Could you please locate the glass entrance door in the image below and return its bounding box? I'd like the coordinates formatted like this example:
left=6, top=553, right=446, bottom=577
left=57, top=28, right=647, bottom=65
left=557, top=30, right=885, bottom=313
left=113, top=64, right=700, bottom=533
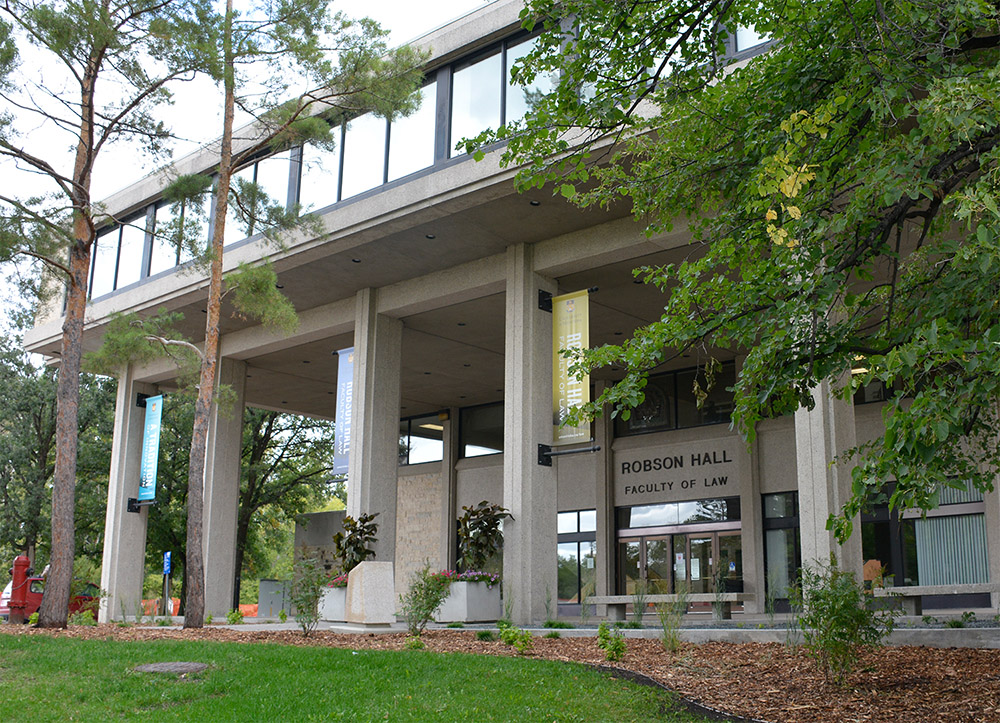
left=688, top=536, right=713, bottom=593
left=618, top=530, right=744, bottom=595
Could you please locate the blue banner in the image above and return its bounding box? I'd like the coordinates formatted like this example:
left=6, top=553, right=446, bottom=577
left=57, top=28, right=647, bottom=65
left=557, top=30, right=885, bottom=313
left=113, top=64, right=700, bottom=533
left=333, top=348, right=354, bottom=476
left=138, top=394, right=163, bottom=501
left=163, top=551, right=172, bottom=575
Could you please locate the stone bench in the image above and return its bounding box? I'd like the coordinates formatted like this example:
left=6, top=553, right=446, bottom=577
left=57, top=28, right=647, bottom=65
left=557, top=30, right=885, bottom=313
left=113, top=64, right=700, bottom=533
left=588, top=592, right=751, bottom=621
left=871, top=583, right=1000, bottom=615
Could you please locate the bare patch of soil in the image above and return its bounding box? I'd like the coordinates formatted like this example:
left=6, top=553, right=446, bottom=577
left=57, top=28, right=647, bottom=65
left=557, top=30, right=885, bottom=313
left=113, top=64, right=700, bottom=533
left=3, top=624, right=999, bottom=722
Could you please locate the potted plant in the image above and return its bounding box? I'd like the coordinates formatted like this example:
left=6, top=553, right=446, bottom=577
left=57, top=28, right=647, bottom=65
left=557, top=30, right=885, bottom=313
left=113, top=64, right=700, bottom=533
left=319, top=572, right=348, bottom=622
left=436, top=501, right=511, bottom=622
left=433, top=569, right=502, bottom=623
left=332, top=512, right=379, bottom=573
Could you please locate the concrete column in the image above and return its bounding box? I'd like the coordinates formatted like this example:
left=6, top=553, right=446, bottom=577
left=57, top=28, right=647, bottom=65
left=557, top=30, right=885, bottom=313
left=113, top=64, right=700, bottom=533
left=794, top=377, right=862, bottom=577
left=440, top=409, right=460, bottom=569
left=736, top=356, right=764, bottom=614
left=502, top=244, right=558, bottom=625
left=984, top=488, right=1000, bottom=610
left=99, top=367, right=156, bottom=622
left=347, top=288, right=403, bottom=564
left=202, top=358, right=247, bottom=616
left=593, top=380, right=614, bottom=616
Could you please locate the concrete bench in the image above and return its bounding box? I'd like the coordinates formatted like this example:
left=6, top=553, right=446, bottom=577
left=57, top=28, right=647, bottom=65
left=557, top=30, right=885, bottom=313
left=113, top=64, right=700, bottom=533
left=588, top=592, right=751, bottom=621
left=871, top=583, right=1000, bottom=615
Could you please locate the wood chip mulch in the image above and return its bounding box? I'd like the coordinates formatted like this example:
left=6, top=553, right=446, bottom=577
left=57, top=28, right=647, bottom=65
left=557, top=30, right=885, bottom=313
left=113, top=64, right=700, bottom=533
left=3, top=624, right=999, bottom=722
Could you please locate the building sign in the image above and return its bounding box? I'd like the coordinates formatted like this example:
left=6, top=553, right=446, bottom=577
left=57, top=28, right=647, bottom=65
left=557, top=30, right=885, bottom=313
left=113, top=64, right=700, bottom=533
left=137, top=394, right=163, bottom=502
left=552, top=289, right=590, bottom=445
left=333, top=347, right=354, bottom=476
left=613, top=437, right=742, bottom=506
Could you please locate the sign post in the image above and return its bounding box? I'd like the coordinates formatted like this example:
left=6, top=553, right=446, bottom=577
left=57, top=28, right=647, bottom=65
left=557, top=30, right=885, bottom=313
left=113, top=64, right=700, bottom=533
left=161, top=551, right=171, bottom=616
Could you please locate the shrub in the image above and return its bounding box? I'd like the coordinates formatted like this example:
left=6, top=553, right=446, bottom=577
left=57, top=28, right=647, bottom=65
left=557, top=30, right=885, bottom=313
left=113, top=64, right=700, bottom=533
left=156, top=617, right=171, bottom=627
left=405, top=636, right=425, bottom=650
left=794, top=556, right=896, bottom=685
left=68, top=609, right=97, bottom=626
left=399, top=563, right=452, bottom=637
left=543, top=620, right=574, bottom=629
left=656, top=585, right=688, bottom=653
left=332, top=513, right=379, bottom=574
left=499, top=624, right=534, bottom=654
left=205, top=613, right=214, bottom=625
left=226, top=609, right=244, bottom=625
left=278, top=609, right=288, bottom=623
left=290, top=551, right=327, bottom=637
left=631, top=580, right=647, bottom=627
left=475, top=630, right=496, bottom=642
left=457, top=501, right=511, bottom=572
left=597, top=622, right=627, bottom=662
left=446, top=621, right=465, bottom=628
left=544, top=630, right=561, bottom=639
left=326, top=572, right=349, bottom=588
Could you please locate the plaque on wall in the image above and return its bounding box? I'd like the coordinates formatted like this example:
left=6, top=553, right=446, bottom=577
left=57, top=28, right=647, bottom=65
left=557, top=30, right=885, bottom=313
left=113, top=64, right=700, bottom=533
left=613, top=437, right=742, bottom=506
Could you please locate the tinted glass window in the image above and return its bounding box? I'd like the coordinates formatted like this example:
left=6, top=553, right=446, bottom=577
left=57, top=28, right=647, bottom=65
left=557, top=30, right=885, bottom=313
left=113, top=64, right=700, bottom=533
left=460, top=402, right=503, bottom=457
left=450, top=51, right=501, bottom=157
left=115, top=218, right=146, bottom=289
left=341, top=112, right=387, bottom=199
left=299, top=138, right=341, bottom=211
left=505, top=37, right=554, bottom=124
left=388, top=84, right=437, bottom=182
left=90, top=228, right=118, bottom=298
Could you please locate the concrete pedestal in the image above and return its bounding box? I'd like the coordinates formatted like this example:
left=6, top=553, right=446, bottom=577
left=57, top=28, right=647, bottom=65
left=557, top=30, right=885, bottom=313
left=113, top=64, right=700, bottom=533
left=345, top=561, right=396, bottom=627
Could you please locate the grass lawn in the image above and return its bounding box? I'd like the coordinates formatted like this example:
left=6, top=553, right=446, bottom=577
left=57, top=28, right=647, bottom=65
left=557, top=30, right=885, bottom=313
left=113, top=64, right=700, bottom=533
left=0, top=635, right=713, bottom=721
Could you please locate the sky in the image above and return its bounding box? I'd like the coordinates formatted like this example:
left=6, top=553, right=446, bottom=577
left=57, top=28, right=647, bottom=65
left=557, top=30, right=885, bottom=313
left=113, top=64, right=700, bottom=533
left=1, top=0, right=492, bottom=327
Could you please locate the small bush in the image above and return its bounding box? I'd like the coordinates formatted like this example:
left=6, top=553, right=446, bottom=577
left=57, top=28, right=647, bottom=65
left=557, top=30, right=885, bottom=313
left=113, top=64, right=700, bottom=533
left=499, top=625, right=533, bottom=654
left=156, top=617, right=171, bottom=627
left=945, top=618, right=965, bottom=628
left=405, top=635, right=425, bottom=650
left=656, top=586, right=688, bottom=653
left=226, top=609, right=244, bottom=625
left=544, top=630, right=561, bottom=639
left=631, top=581, right=647, bottom=626
left=278, top=609, right=288, bottom=623
left=28, top=612, right=39, bottom=626
left=205, top=613, right=214, bottom=625
left=476, top=630, right=496, bottom=641
left=597, top=622, right=627, bottom=662
left=794, top=556, right=896, bottom=685
left=400, top=563, right=451, bottom=637
left=446, top=621, right=465, bottom=628
left=290, top=551, right=326, bottom=637
left=543, top=620, right=574, bottom=629
left=68, top=609, right=97, bottom=627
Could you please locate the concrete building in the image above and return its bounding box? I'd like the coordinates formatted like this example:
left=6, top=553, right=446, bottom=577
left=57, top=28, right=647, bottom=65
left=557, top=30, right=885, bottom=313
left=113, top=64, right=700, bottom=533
left=25, top=0, right=999, bottom=623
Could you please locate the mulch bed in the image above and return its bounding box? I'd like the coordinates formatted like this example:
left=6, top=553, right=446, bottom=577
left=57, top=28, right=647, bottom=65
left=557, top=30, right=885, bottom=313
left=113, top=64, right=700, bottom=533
left=3, top=624, right=999, bottom=722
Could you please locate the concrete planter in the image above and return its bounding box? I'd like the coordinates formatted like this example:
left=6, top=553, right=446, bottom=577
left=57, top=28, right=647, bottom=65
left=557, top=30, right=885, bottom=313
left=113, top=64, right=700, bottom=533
left=319, top=586, right=346, bottom=622
left=436, top=581, right=501, bottom=623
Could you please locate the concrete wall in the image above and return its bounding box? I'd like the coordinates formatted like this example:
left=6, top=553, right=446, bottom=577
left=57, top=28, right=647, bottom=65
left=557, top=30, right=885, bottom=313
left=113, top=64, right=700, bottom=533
left=293, top=510, right=346, bottom=576
left=394, top=466, right=446, bottom=599
left=757, top=416, right=798, bottom=493
left=557, top=452, right=598, bottom=511
left=455, top=456, right=503, bottom=511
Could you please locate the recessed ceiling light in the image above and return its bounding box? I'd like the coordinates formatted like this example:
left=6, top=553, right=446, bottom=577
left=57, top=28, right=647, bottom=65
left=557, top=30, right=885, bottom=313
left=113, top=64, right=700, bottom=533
left=275, top=283, right=284, bottom=289
left=423, top=371, right=431, bottom=375
left=302, top=360, right=311, bottom=364
left=351, top=258, right=361, bottom=263
left=496, top=388, right=502, bottom=392
left=614, top=331, right=623, bottom=336
left=529, top=200, right=541, bottom=206
left=281, top=400, right=287, bottom=404
left=463, top=363, right=471, bottom=367
left=418, top=423, right=444, bottom=431
left=633, top=279, right=643, bottom=284
left=328, top=391, right=334, bottom=395
left=459, top=395, right=466, bottom=399
left=425, top=233, right=436, bottom=239
left=457, top=322, right=466, bottom=327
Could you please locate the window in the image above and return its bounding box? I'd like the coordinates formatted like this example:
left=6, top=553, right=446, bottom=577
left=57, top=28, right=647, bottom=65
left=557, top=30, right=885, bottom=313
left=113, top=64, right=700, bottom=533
left=459, top=402, right=503, bottom=458
left=341, top=112, right=388, bottom=199
left=149, top=199, right=203, bottom=275
left=504, top=36, right=554, bottom=124
left=615, top=363, right=736, bottom=436
left=398, top=413, right=445, bottom=466
left=220, top=150, right=292, bottom=245
left=617, top=498, right=740, bottom=529
left=763, top=492, right=801, bottom=602
left=862, top=482, right=988, bottom=591
left=388, top=83, right=437, bottom=181
left=450, top=50, right=502, bottom=157
left=298, top=138, right=342, bottom=212
left=89, top=214, right=150, bottom=299
left=557, top=510, right=597, bottom=611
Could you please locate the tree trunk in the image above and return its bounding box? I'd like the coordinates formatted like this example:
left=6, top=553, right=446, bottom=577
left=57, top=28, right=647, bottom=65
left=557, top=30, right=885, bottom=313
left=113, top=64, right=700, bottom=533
left=184, top=0, right=235, bottom=629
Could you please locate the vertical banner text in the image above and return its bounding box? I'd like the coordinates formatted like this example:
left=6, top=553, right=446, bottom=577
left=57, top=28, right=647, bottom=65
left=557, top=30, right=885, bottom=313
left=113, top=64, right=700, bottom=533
left=552, top=290, right=590, bottom=445
left=138, top=395, right=163, bottom=501
left=333, top=347, right=354, bottom=475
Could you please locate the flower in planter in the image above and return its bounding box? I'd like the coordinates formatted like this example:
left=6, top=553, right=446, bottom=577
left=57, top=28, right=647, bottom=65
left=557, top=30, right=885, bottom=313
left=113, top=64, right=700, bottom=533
left=327, top=572, right=349, bottom=588
left=431, top=570, right=500, bottom=588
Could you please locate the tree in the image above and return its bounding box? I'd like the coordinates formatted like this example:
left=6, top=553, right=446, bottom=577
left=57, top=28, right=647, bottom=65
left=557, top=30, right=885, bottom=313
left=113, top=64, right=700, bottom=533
left=0, top=0, right=216, bottom=627
left=0, top=311, right=116, bottom=571
left=235, top=408, right=338, bottom=606
left=481, top=0, right=1000, bottom=535
left=91, top=0, right=423, bottom=628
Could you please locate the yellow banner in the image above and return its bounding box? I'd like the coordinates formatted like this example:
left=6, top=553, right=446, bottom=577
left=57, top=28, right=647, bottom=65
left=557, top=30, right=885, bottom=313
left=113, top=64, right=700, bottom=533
left=552, top=289, right=590, bottom=445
